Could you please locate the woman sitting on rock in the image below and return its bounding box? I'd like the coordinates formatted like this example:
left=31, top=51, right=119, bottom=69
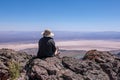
left=37, top=29, right=59, bottom=59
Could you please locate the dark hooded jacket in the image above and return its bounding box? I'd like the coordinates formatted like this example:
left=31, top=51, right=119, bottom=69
left=37, top=37, right=56, bottom=59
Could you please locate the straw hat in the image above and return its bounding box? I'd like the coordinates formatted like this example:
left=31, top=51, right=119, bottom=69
left=41, top=29, right=54, bottom=37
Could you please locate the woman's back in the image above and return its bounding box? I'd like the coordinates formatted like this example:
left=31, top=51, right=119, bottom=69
left=37, top=37, right=56, bottom=59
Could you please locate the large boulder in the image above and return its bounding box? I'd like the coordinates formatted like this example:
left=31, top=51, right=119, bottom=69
left=25, top=56, right=84, bottom=80
left=62, top=56, right=109, bottom=80
left=83, top=50, right=120, bottom=80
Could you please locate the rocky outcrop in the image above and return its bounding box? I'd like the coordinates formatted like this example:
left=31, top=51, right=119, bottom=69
left=0, top=48, right=32, bottom=80
left=25, top=50, right=120, bottom=80
left=0, top=49, right=120, bottom=80
left=83, top=50, right=120, bottom=80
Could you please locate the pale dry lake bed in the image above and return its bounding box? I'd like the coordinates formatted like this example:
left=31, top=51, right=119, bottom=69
left=0, top=40, right=120, bottom=51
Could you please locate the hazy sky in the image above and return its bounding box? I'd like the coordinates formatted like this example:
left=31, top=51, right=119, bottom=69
left=0, top=0, right=120, bottom=31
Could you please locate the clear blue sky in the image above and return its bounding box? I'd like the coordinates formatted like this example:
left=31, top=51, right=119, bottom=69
left=0, top=0, right=120, bottom=31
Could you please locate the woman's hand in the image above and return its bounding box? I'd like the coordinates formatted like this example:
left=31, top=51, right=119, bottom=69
left=54, top=46, right=60, bottom=56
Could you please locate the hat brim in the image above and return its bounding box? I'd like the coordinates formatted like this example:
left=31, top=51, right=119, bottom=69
left=41, top=32, right=54, bottom=37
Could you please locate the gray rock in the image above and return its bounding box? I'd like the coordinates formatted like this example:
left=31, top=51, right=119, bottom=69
left=1, top=49, right=120, bottom=80
left=0, top=48, right=32, bottom=80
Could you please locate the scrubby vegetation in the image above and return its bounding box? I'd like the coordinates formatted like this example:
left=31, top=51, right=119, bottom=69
left=8, top=59, right=20, bottom=80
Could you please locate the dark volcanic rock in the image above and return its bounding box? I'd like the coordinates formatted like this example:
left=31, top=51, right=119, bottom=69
left=1, top=49, right=120, bottom=80
left=25, top=50, right=120, bottom=80
left=62, top=56, right=109, bottom=80
left=25, top=57, right=84, bottom=80
left=0, top=48, right=32, bottom=80
left=83, top=50, right=120, bottom=80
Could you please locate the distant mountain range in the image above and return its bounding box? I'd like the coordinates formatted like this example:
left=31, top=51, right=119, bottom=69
left=0, top=31, right=120, bottom=43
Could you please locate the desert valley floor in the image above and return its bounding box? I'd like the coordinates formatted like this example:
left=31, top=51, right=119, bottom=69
left=0, top=40, right=120, bottom=51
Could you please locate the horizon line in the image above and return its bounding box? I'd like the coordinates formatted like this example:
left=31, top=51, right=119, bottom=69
left=0, top=30, right=120, bottom=32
